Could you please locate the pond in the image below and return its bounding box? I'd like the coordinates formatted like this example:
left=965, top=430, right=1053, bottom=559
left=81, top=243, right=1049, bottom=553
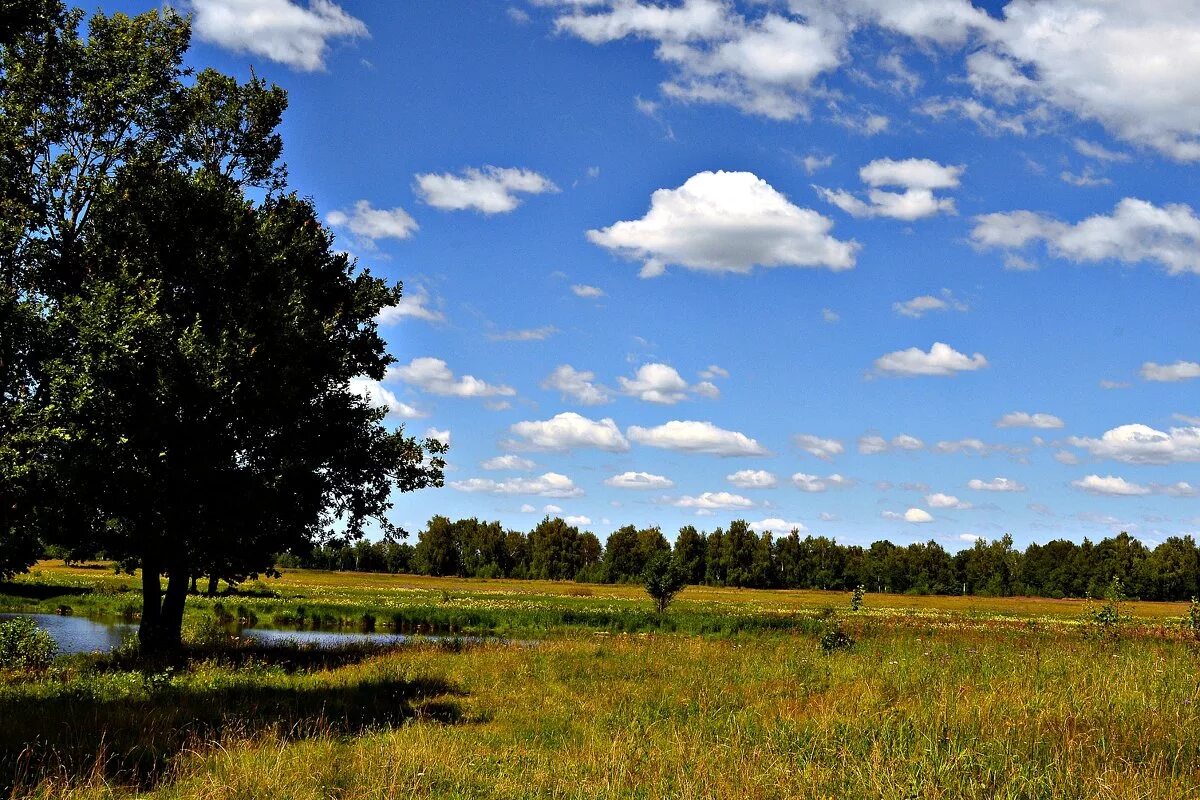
left=0, top=613, right=481, bottom=655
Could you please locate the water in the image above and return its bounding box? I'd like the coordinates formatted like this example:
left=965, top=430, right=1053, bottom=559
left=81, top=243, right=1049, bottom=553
left=0, top=613, right=137, bottom=655
left=1, top=613, right=479, bottom=654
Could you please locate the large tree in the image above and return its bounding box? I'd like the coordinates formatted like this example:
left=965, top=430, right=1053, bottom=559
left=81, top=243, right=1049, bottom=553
left=0, top=4, right=445, bottom=650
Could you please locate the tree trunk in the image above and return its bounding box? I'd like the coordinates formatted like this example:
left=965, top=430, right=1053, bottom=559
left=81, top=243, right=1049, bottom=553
left=207, top=572, right=219, bottom=597
left=138, top=557, right=190, bottom=653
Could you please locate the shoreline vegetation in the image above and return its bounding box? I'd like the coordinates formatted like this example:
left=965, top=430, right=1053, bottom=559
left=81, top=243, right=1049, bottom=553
left=2, top=562, right=1200, bottom=798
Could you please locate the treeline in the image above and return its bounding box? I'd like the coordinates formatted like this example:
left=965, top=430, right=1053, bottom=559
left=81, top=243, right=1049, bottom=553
left=277, top=516, right=1200, bottom=601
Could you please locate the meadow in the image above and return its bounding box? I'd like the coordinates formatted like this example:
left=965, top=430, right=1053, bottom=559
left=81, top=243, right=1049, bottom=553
left=2, top=562, right=1199, bottom=799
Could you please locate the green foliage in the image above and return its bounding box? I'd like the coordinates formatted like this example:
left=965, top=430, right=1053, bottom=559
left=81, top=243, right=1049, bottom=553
left=0, top=617, right=56, bottom=669
left=818, top=618, right=854, bottom=653
left=1189, top=597, right=1200, bottom=639
left=851, top=584, right=866, bottom=612
left=643, top=553, right=686, bottom=614
left=1082, top=578, right=1129, bottom=640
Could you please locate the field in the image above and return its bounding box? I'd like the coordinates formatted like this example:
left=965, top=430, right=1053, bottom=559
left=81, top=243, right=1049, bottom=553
left=2, top=562, right=1199, bottom=799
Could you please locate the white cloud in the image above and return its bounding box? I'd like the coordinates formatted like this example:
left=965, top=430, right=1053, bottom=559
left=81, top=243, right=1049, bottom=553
left=488, top=325, right=558, bottom=342
left=449, top=472, right=583, bottom=498
left=971, top=199, right=1200, bottom=276
left=794, top=434, right=845, bottom=460
left=326, top=200, right=418, bottom=241
left=934, top=438, right=992, bottom=456
left=618, top=363, right=710, bottom=404
left=543, top=504, right=563, bottom=514
left=587, top=171, right=858, bottom=278
left=858, top=434, right=889, bottom=455
left=672, top=491, right=755, bottom=510
left=481, top=455, right=535, bottom=471
left=377, top=287, right=444, bottom=324
left=1073, top=139, right=1130, bottom=163
left=1175, top=414, right=1200, bottom=425
left=1100, top=380, right=1131, bottom=390
left=699, top=364, right=729, bottom=380
left=726, top=469, right=778, bottom=489
left=970, top=2, right=1200, bottom=160
left=751, top=518, right=809, bottom=534
left=816, top=158, right=963, bottom=221
left=414, top=166, right=558, bottom=214
left=1069, top=423, right=1200, bottom=465
left=792, top=473, right=853, bottom=493
left=801, top=154, right=835, bottom=174
left=510, top=412, right=630, bottom=452
left=883, top=507, right=934, bottom=524
left=389, top=357, right=515, bottom=399
left=891, top=434, right=925, bottom=451
left=519, top=504, right=536, bottom=513
left=1141, top=361, right=1200, bottom=382
left=628, top=420, right=767, bottom=456
left=818, top=512, right=839, bottom=522
left=926, top=493, right=972, bottom=510
left=1163, top=481, right=1199, bottom=497
left=541, top=365, right=611, bottom=405
left=348, top=377, right=425, bottom=419
left=893, top=289, right=968, bottom=318
left=873, top=342, right=988, bottom=377
left=605, top=471, right=675, bottom=489
left=1072, top=474, right=1151, bottom=497
left=995, top=412, right=1065, bottom=429
left=571, top=284, right=605, bottom=298
left=190, top=0, right=367, bottom=72
left=1054, top=450, right=1081, bottom=465
left=564, top=515, right=592, bottom=526
left=821, top=308, right=840, bottom=324
left=967, top=477, right=1027, bottom=492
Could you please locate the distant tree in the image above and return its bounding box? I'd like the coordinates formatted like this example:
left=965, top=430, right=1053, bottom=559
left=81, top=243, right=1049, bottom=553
left=673, top=525, right=706, bottom=585
left=643, top=552, right=686, bottom=614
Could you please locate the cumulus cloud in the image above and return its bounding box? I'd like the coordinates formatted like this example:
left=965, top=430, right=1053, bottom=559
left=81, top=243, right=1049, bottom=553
left=510, top=412, right=630, bottom=452
left=858, top=434, right=924, bottom=454
left=605, top=471, right=675, bottom=489
left=449, top=472, right=583, bottom=498
left=971, top=199, right=1200, bottom=276
left=967, top=477, right=1027, bottom=492
left=873, top=342, right=988, bottom=377
left=348, top=377, right=425, bottom=419
left=326, top=201, right=418, bottom=242
left=893, top=289, right=968, bottom=318
left=389, top=357, right=515, bottom=398
left=1068, top=423, right=1200, bottom=464
left=481, top=455, right=535, bottom=471
left=995, top=412, right=1065, bottom=429
left=751, top=518, right=809, bottom=534
left=671, top=491, right=755, bottom=510
left=794, top=434, right=845, bottom=460
left=627, top=420, right=767, bottom=456
left=618, top=363, right=715, bottom=403
left=883, top=508, right=934, bottom=523
left=1141, top=361, right=1200, bottom=382
left=189, top=0, right=367, bottom=71
left=792, top=473, right=853, bottom=493
left=1071, top=474, right=1151, bottom=497
left=926, top=493, right=973, bottom=510
left=377, top=287, right=444, bottom=324
left=816, top=158, right=964, bottom=221
left=541, top=365, right=611, bottom=406
left=726, top=469, right=778, bottom=489
left=424, top=427, right=450, bottom=446
left=414, top=166, right=558, bottom=213
left=587, top=171, right=858, bottom=278
left=934, top=439, right=993, bottom=456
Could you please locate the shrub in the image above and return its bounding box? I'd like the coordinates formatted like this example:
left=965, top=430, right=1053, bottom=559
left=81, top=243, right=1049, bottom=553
left=0, top=617, right=57, bottom=670
left=1082, top=578, right=1128, bottom=641
left=851, top=584, right=866, bottom=612
left=819, top=619, right=854, bottom=653
left=1189, top=597, right=1200, bottom=639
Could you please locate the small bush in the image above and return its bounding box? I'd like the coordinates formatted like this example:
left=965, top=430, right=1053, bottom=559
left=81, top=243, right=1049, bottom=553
left=850, top=584, right=866, bottom=612
left=1189, top=597, right=1200, bottom=639
left=819, top=619, right=854, bottom=653
left=1082, top=578, right=1129, bottom=641
left=643, top=554, right=686, bottom=614
left=0, top=617, right=57, bottom=670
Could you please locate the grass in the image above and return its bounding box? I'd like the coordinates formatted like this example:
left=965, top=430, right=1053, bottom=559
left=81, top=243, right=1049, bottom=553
left=2, top=562, right=1199, bottom=798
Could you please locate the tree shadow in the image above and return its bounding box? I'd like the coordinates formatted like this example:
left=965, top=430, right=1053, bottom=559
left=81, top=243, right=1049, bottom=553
left=0, top=581, right=92, bottom=601
left=0, top=667, right=466, bottom=793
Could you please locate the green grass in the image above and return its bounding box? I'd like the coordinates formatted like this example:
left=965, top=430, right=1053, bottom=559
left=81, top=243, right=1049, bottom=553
left=2, top=562, right=1199, bottom=798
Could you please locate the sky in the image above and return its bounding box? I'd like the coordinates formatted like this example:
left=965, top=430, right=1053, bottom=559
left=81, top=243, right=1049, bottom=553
left=103, top=0, right=1200, bottom=550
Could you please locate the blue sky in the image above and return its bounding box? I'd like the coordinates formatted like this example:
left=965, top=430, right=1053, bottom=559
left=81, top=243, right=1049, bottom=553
left=107, top=0, right=1200, bottom=549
